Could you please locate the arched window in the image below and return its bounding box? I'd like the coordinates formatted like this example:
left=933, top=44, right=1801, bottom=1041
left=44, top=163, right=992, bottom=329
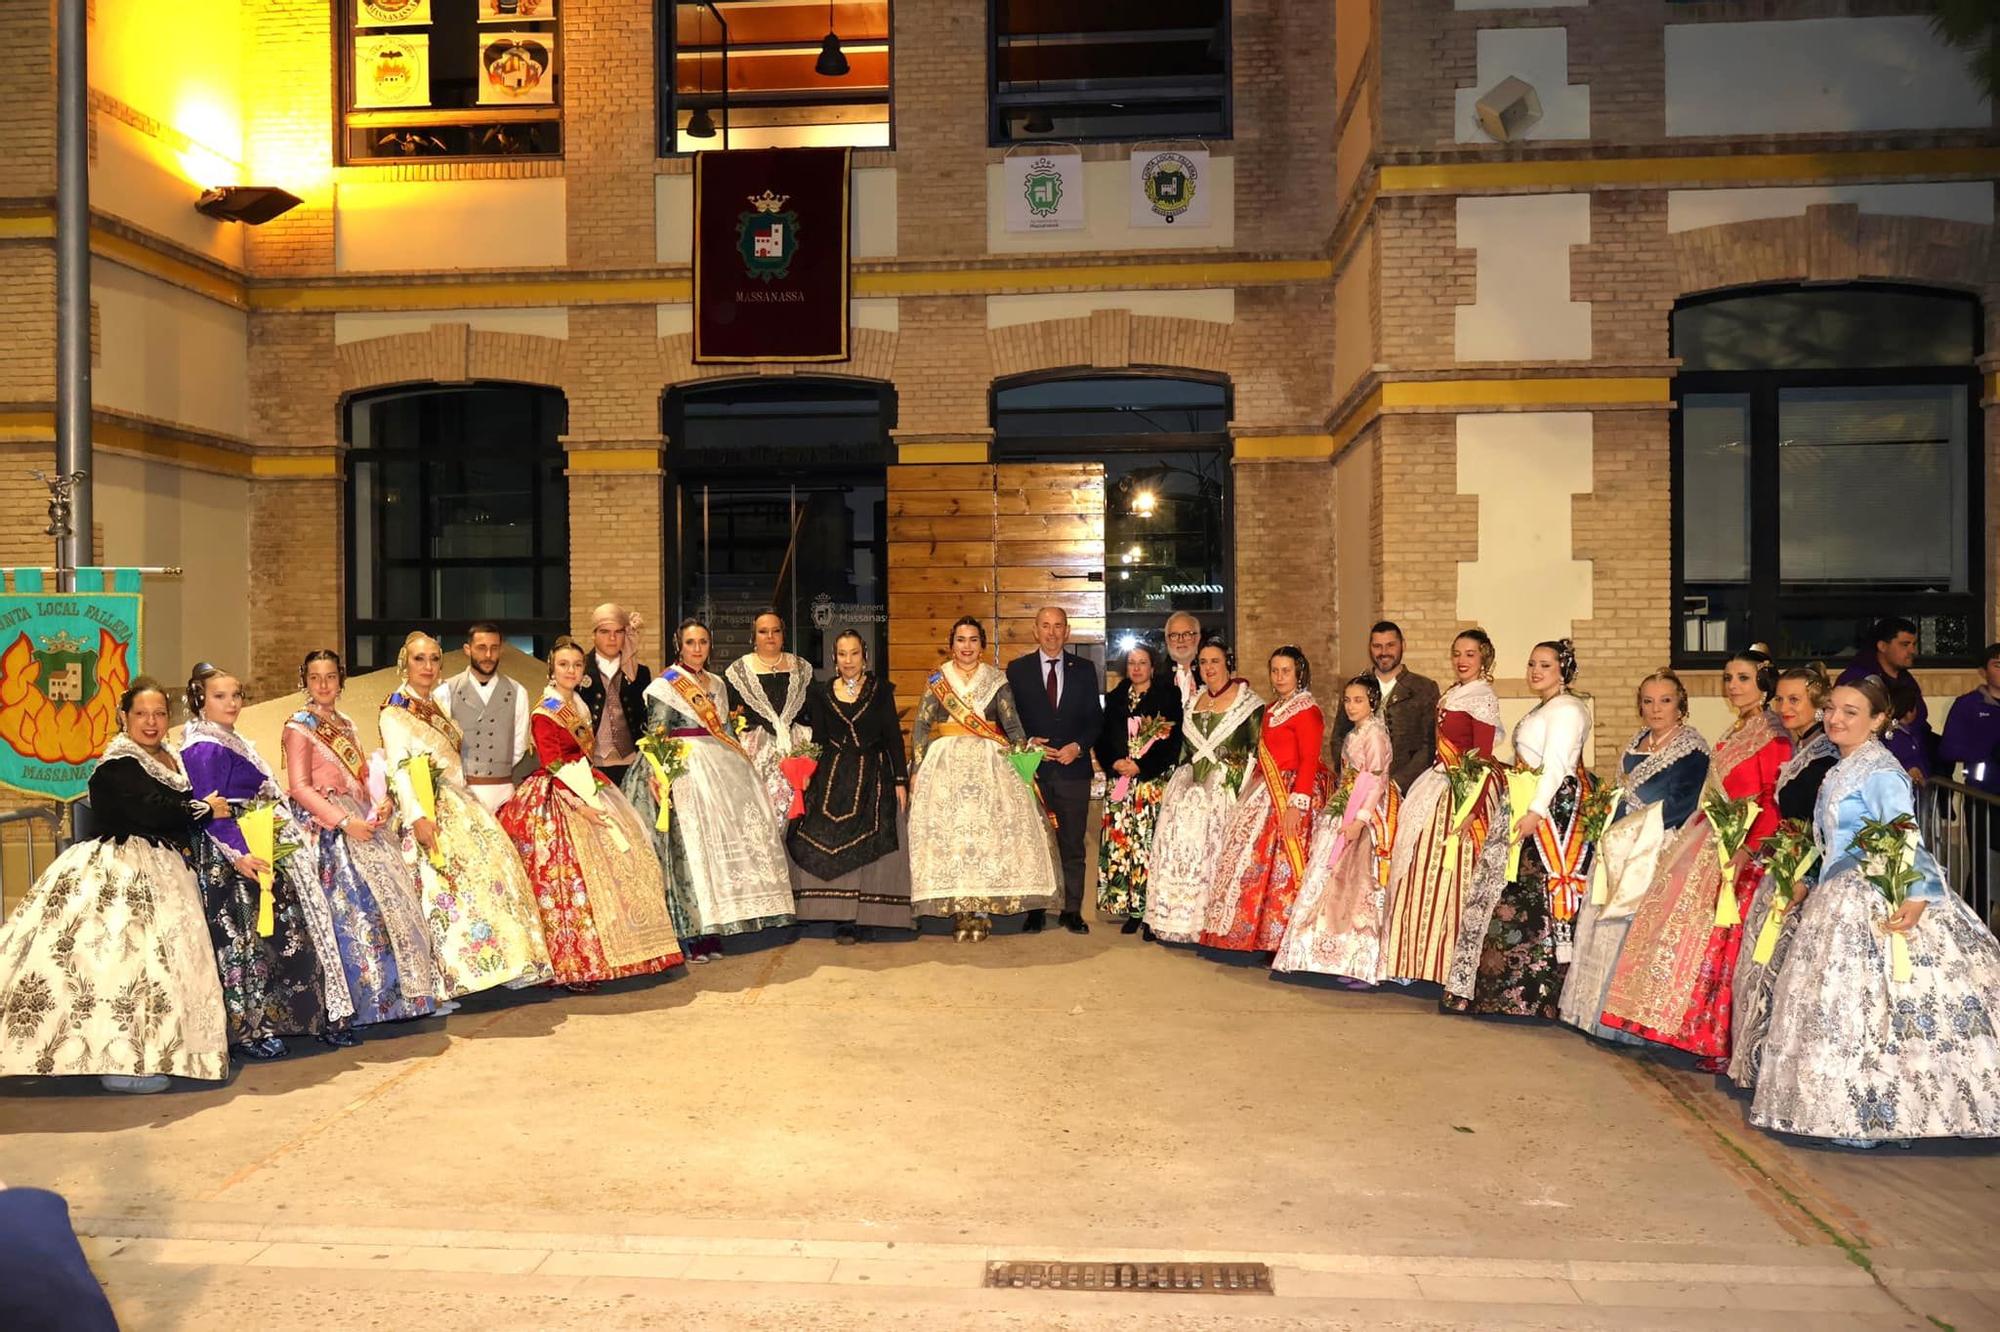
left=345, top=383, right=569, bottom=671
left=993, top=373, right=1232, bottom=658
left=664, top=378, right=896, bottom=669
left=1672, top=284, right=1982, bottom=664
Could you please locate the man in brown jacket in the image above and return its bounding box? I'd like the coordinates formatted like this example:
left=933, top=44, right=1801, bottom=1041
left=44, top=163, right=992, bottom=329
left=1330, top=620, right=1439, bottom=794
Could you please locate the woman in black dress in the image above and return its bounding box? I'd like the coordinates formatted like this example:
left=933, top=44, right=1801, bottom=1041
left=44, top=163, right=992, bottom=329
left=786, top=630, right=914, bottom=943
left=1093, top=641, right=1184, bottom=933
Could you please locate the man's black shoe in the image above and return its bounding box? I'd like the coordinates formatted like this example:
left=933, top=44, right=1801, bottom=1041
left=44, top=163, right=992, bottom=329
left=1023, top=909, right=1047, bottom=933
left=1060, top=911, right=1090, bottom=935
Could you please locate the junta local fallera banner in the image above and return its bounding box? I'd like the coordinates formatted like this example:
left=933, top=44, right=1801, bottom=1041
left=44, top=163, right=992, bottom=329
left=0, top=569, right=144, bottom=803
left=694, top=147, right=851, bottom=364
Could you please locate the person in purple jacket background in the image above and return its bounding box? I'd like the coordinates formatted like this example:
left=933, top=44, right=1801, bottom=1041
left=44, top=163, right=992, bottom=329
left=1941, top=642, right=2000, bottom=795
left=181, top=662, right=346, bottom=1062
left=1835, top=616, right=1934, bottom=783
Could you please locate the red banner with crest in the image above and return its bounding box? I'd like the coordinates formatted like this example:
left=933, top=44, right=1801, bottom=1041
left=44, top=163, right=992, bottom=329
left=693, top=147, right=850, bottom=364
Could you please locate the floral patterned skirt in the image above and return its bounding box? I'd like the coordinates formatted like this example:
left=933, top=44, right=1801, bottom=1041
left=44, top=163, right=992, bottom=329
left=1728, top=868, right=1806, bottom=1089
left=1201, top=771, right=1319, bottom=953
left=1444, top=775, right=1582, bottom=1019
left=1144, top=766, right=1242, bottom=943
left=0, top=837, right=227, bottom=1081
left=1273, top=814, right=1388, bottom=981
left=1602, top=860, right=1762, bottom=1061
left=1096, top=776, right=1168, bottom=919
left=191, top=833, right=329, bottom=1043
left=410, top=782, right=553, bottom=997
left=311, top=798, right=441, bottom=1026
left=1751, top=872, right=2000, bottom=1142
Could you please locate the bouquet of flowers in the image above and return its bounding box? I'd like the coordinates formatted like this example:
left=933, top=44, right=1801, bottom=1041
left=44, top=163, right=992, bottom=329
left=1578, top=780, right=1626, bottom=907
left=1750, top=818, right=1818, bottom=966
left=1852, top=813, right=1923, bottom=983
left=396, top=753, right=447, bottom=871
left=554, top=758, right=631, bottom=854
left=236, top=797, right=304, bottom=938
left=1110, top=715, right=1176, bottom=803
left=636, top=726, right=690, bottom=834
left=1436, top=750, right=1496, bottom=877
left=778, top=738, right=823, bottom=820
left=1007, top=741, right=1044, bottom=791
left=1701, top=789, right=1761, bottom=927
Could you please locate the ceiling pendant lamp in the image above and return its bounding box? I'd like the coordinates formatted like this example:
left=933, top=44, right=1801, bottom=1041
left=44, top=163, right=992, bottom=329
left=815, top=0, right=850, bottom=77
left=1023, top=108, right=1054, bottom=135
left=686, top=5, right=718, bottom=141
left=687, top=104, right=717, bottom=139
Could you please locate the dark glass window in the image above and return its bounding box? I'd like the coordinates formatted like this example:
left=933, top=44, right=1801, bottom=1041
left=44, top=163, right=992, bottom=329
left=994, top=374, right=1232, bottom=661
left=345, top=384, right=569, bottom=670
left=658, top=1, right=893, bottom=154
left=1672, top=285, right=1982, bottom=666
left=665, top=380, right=896, bottom=671
left=341, top=1, right=561, bottom=162
left=990, top=0, right=1230, bottom=145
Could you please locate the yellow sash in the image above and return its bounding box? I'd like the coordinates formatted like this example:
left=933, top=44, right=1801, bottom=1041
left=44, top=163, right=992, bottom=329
left=290, top=709, right=368, bottom=784
left=1256, top=738, right=1307, bottom=881
left=927, top=672, right=1011, bottom=746
left=662, top=668, right=746, bottom=756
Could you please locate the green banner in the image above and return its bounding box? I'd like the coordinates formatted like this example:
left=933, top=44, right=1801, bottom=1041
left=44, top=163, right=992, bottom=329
left=0, top=570, right=143, bottom=802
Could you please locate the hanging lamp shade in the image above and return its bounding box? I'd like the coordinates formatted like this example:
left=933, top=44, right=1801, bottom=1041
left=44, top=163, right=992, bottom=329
left=1022, top=108, right=1054, bottom=135
left=815, top=31, right=850, bottom=77
left=686, top=104, right=718, bottom=139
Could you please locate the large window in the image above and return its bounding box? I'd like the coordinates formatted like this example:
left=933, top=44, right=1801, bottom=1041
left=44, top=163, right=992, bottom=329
left=346, top=384, right=570, bottom=670
left=990, top=1, right=1230, bottom=145
left=658, top=1, right=893, bottom=154
left=994, top=374, right=1232, bottom=659
left=1672, top=285, right=1983, bottom=665
left=342, top=1, right=562, bottom=162
left=666, top=379, right=896, bottom=670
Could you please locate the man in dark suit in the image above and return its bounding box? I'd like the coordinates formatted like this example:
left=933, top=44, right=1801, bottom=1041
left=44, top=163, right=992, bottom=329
left=1331, top=620, right=1439, bottom=794
left=1006, top=606, right=1104, bottom=934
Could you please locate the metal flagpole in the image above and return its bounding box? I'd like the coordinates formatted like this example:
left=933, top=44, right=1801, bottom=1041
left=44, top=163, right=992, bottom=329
left=54, top=0, right=92, bottom=593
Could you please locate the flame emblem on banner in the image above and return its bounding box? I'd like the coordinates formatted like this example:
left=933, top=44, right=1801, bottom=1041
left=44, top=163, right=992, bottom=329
left=0, top=629, right=128, bottom=764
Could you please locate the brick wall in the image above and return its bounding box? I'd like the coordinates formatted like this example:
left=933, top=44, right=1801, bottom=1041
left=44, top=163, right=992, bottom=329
left=1231, top=460, right=1336, bottom=684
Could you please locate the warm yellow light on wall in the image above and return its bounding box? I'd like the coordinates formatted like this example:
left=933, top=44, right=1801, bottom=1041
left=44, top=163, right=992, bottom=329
left=170, top=93, right=244, bottom=188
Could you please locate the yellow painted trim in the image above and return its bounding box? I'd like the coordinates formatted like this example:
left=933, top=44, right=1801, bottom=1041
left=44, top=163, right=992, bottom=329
left=1328, top=388, right=1385, bottom=455
left=1378, top=147, right=2000, bottom=194
left=566, top=448, right=663, bottom=472
left=897, top=442, right=989, bottom=464
left=0, top=213, right=56, bottom=240
left=1234, top=434, right=1334, bottom=461
left=254, top=274, right=693, bottom=313
left=249, top=453, right=340, bottom=479
left=0, top=407, right=337, bottom=478
left=90, top=228, right=246, bottom=310
left=1985, top=370, right=1998, bottom=401
left=855, top=258, right=1332, bottom=297
left=1381, top=377, right=1673, bottom=408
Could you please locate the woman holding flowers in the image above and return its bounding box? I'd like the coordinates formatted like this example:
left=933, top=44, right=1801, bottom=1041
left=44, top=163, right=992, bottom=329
left=1752, top=677, right=2000, bottom=1145
left=183, top=663, right=342, bottom=1060
left=726, top=610, right=816, bottom=825
left=379, top=632, right=551, bottom=997
left=1384, top=630, right=1503, bottom=985
left=907, top=616, right=1059, bottom=942
left=500, top=636, right=682, bottom=989
left=1202, top=646, right=1328, bottom=955
left=624, top=617, right=794, bottom=961
left=1602, top=649, right=1789, bottom=1066
left=1093, top=642, right=1183, bottom=930
left=1730, top=664, right=1841, bottom=1088
left=284, top=650, right=440, bottom=1030
left=1143, top=640, right=1262, bottom=944
left=1557, top=669, right=1709, bottom=1040
left=1445, top=639, right=1593, bottom=1018
left=786, top=629, right=913, bottom=941
left=1274, top=674, right=1399, bottom=983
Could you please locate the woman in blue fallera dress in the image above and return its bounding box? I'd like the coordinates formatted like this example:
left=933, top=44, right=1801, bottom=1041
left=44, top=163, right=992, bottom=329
left=1751, top=678, right=2000, bottom=1145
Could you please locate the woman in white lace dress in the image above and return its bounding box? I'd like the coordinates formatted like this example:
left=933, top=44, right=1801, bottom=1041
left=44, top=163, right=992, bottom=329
left=1144, top=641, right=1262, bottom=944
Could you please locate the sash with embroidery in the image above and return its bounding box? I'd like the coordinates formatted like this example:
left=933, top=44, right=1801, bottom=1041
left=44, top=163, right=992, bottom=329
left=1433, top=730, right=1499, bottom=848
left=386, top=688, right=462, bottom=748
left=662, top=667, right=746, bottom=756
left=538, top=688, right=598, bottom=757
left=926, top=671, right=1011, bottom=746
left=289, top=709, right=369, bottom=784
left=1533, top=763, right=1596, bottom=922
left=1255, top=737, right=1307, bottom=881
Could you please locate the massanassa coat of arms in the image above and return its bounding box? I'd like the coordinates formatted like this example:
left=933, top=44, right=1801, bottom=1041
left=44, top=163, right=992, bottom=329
left=736, top=189, right=801, bottom=282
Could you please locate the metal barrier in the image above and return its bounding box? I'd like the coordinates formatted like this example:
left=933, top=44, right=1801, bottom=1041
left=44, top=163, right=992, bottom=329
left=0, top=804, right=66, bottom=915
left=1917, top=775, right=1999, bottom=930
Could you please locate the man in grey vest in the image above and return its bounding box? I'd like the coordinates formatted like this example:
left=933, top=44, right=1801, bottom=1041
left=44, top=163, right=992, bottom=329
left=439, top=621, right=532, bottom=815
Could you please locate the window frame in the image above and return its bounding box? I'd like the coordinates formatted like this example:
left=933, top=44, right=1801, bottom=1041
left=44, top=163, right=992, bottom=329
left=342, top=382, right=572, bottom=669
left=985, top=0, right=1233, bottom=148
left=1668, top=283, right=1986, bottom=669
left=337, top=0, right=564, bottom=165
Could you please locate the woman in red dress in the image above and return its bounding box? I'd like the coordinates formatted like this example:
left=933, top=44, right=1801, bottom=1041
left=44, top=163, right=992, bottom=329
left=1201, top=646, right=1329, bottom=955
left=498, top=636, right=683, bottom=990
left=1601, top=648, right=1790, bottom=1068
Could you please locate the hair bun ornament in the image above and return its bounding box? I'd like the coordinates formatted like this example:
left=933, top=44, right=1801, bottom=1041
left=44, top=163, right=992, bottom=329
left=1748, top=641, right=1772, bottom=655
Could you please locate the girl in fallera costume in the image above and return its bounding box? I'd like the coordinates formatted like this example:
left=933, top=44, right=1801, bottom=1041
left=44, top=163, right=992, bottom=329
left=1142, top=640, right=1262, bottom=945
left=1202, top=646, right=1327, bottom=955
left=906, top=616, right=1060, bottom=942
left=726, top=610, right=816, bottom=826
left=1601, top=649, right=1790, bottom=1067
left=1445, top=639, right=1594, bottom=1019
left=283, top=650, right=442, bottom=1029
left=1752, top=678, right=2000, bottom=1146
left=622, top=618, right=796, bottom=961
left=1092, top=641, right=1183, bottom=930
left=1556, top=668, right=1710, bottom=1041
left=1729, top=663, right=1841, bottom=1089
left=0, top=679, right=230, bottom=1091
left=1274, top=673, right=1400, bottom=985
left=1382, top=630, right=1503, bottom=986
left=500, top=636, right=683, bottom=990
left=379, top=632, right=552, bottom=997
left=784, top=630, right=914, bottom=941
left=182, top=664, right=343, bottom=1060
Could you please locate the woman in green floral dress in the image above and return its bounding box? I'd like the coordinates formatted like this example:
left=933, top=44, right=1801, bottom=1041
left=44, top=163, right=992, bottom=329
left=1093, top=643, right=1184, bottom=930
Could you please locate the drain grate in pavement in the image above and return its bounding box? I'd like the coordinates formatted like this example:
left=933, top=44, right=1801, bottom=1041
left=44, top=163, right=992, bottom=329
left=985, top=1261, right=1273, bottom=1295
